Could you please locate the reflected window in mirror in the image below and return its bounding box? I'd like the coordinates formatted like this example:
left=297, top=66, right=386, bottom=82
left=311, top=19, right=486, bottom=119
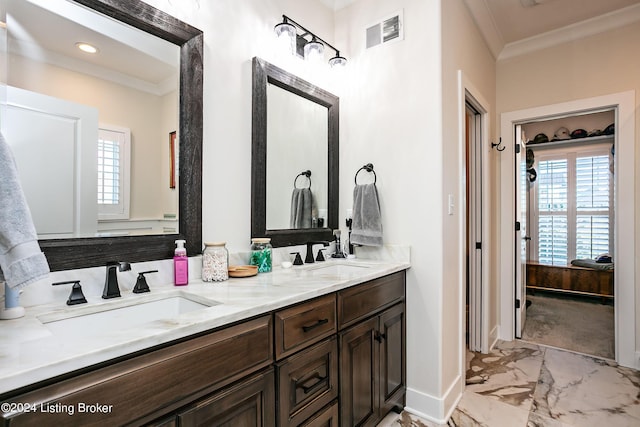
left=251, top=57, right=339, bottom=247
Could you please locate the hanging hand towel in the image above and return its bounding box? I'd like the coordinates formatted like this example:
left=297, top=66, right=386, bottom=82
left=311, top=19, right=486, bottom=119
left=0, top=132, right=49, bottom=289
left=290, top=188, right=313, bottom=229
left=351, top=183, right=383, bottom=246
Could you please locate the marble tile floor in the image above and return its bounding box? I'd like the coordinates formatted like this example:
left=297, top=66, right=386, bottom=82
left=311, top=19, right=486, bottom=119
left=379, top=340, right=640, bottom=427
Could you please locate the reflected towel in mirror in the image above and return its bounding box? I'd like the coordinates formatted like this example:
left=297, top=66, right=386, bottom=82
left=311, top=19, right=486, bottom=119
left=290, top=188, right=313, bottom=229
left=0, top=133, right=49, bottom=289
left=351, top=183, right=382, bottom=246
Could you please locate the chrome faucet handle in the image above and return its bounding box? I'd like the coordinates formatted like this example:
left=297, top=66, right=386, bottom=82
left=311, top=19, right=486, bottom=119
left=52, top=280, right=87, bottom=306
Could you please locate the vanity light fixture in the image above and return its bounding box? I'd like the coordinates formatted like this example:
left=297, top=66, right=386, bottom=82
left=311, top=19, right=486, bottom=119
left=274, top=15, right=347, bottom=67
left=76, top=42, right=98, bottom=54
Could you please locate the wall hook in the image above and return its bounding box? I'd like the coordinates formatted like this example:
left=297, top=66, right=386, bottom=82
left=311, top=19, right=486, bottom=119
left=491, top=140, right=505, bottom=152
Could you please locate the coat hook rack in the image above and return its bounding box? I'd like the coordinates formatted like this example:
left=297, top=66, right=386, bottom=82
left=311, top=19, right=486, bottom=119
left=491, top=140, right=505, bottom=152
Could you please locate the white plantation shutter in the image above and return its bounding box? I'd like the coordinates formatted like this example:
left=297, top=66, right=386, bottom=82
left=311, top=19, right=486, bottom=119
left=537, top=158, right=568, bottom=265
left=575, top=155, right=610, bottom=259
left=97, top=126, right=130, bottom=220
left=531, top=145, right=612, bottom=265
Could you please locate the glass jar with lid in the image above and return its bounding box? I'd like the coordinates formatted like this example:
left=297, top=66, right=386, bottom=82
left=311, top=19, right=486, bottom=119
left=202, top=242, right=229, bottom=281
left=249, top=238, right=272, bottom=273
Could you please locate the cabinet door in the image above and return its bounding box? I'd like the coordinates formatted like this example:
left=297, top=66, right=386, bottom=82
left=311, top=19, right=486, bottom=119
left=379, top=303, right=405, bottom=415
left=339, top=317, right=379, bottom=427
left=178, top=369, right=275, bottom=427
left=299, top=402, right=339, bottom=427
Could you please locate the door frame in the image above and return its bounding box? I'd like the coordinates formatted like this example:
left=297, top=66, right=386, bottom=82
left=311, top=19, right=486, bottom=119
left=498, top=91, right=637, bottom=369
left=458, top=71, right=491, bottom=360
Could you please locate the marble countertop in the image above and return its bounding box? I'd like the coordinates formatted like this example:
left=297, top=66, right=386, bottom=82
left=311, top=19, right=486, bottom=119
left=0, top=258, right=409, bottom=396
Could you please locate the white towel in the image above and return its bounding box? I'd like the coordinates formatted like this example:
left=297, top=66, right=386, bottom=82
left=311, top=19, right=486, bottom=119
left=290, top=188, right=313, bottom=229
left=0, top=133, right=49, bottom=289
left=351, top=183, right=383, bottom=246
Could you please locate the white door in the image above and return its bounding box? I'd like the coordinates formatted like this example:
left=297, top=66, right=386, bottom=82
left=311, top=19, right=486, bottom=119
left=514, top=126, right=528, bottom=338
left=2, top=86, right=99, bottom=238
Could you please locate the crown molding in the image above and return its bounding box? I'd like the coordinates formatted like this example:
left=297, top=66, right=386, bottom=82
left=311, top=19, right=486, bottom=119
left=463, top=0, right=505, bottom=59
left=499, top=3, right=640, bottom=60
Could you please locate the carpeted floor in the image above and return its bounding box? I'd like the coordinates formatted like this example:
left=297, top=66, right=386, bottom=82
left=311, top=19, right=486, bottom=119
left=521, top=293, right=614, bottom=359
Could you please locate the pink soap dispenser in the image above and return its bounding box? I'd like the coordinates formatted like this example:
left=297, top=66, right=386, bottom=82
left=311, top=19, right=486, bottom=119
left=174, top=239, right=189, bottom=286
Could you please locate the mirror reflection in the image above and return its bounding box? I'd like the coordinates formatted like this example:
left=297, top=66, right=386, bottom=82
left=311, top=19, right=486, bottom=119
left=2, top=0, right=180, bottom=239
left=251, top=57, right=339, bottom=247
left=266, top=83, right=328, bottom=230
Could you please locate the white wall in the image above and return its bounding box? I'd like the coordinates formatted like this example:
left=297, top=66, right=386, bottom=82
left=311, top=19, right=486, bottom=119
left=334, top=0, right=448, bottom=420
left=441, top=0, right=497, bottom=417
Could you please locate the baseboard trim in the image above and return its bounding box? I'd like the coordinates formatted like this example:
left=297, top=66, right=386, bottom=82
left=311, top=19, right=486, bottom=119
left=489, top=325, right=499, bottom=350
left=405, top=375, right=463, bottom=424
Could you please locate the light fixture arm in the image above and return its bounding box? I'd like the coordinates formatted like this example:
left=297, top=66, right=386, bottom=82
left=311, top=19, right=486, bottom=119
left=281, top=14, right=342, bottom=57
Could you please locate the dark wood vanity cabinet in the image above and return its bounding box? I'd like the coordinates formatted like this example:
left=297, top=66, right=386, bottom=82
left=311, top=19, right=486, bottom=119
left=338, top=273, right=406, bottom=427
left=1, top=270, right=406, bottom=427
left=0, top=315, right=274, bottom=427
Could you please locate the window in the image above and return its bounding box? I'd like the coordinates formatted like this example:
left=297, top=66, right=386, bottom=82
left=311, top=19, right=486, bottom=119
left=530, top=144, right=612, bottom=265
left=98, top=126, right=130, bottom=220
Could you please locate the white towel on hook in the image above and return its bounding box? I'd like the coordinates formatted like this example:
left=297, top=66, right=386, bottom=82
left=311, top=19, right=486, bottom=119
left=351, top=183, right=383, bottom=246
left=0, top=132, right=49, bottom=289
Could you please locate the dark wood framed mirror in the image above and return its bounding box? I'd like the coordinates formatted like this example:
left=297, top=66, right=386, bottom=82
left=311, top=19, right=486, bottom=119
left=31, top=0, right=203, bottom=270
left=251, top=57, right=339, bottom=247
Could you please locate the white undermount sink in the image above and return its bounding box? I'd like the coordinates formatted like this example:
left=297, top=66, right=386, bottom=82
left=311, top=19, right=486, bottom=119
left=38, top=293, right=218, bottom=338
left=304, top=262, right=372, bottom=276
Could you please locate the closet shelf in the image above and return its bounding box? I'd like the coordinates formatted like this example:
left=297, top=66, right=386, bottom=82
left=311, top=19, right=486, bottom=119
left=527, top=134, right=613, bottom=150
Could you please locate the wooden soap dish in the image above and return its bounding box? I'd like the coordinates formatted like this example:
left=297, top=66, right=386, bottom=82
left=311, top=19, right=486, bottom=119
left=228, top=265, right=258, bottom=278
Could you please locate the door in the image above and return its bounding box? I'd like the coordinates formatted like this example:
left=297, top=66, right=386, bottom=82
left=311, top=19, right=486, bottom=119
left=178, top=369, right=275, bottom=427
left=514, top=125, right=528, bottom=338
left=1, top=86, right=98, bottom=238
left=378, top=303, right=405, bottom=415
left=466, top=103, right=483, bottom=351
left=339, top=317, right=379, bottom=427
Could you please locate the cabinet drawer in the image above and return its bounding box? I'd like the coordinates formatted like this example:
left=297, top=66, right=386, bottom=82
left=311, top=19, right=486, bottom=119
left=275, top=294, right=336, bottom=360
left=1, top=315, right=273, bottom=427
left=338, top=271, right=405, bottom=329
left=277, top=337, right=338, bottom=427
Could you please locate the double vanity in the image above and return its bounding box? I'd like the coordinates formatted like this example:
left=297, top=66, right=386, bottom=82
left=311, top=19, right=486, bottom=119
left=0, top=259, right=409, bottom=426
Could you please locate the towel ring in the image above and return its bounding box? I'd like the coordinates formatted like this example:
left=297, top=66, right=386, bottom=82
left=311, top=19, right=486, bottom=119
left=354, top=163, right=376, bottom=185
left=294, top=170, right=312, bottom=189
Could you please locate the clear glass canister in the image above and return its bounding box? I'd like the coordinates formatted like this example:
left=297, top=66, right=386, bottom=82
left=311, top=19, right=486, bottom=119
left=202, top=242, right=229, bottom=281
left=249, top=238, right=272, bottom=273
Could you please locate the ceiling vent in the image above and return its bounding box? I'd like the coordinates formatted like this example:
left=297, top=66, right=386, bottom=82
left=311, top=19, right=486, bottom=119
left=366, top=10, right=404, bottom=49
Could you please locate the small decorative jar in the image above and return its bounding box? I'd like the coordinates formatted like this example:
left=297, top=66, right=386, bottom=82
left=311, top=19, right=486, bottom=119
left=202, top=242, right=229, bottom=282
left=249, top=238, right=272, bottom=273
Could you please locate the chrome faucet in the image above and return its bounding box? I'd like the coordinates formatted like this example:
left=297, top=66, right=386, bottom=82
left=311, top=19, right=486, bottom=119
left=103, top=261, right=131, bottom=299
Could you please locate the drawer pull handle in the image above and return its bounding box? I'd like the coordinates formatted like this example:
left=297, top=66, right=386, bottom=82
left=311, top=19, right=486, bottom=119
left=297, top=372, right=328, bottom=394
left=302, top=318, right=329, bottom=332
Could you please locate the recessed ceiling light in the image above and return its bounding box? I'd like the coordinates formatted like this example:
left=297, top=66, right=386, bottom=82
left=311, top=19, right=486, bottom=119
left=76, top=42, right=98, bottom=54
